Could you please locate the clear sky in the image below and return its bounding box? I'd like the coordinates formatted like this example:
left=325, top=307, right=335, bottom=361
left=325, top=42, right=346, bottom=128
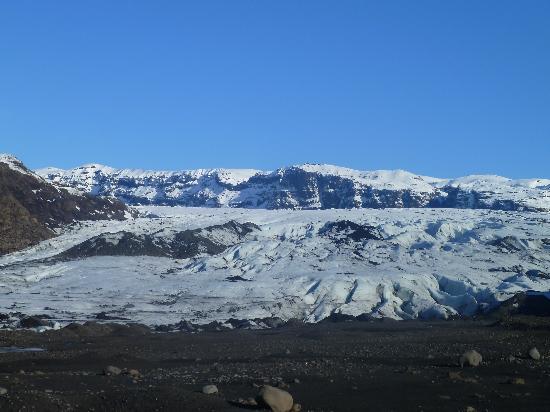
left=0, top=1, right=548, bottom=178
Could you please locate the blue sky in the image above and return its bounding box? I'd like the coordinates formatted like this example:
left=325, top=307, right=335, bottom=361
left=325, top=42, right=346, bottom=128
left=0, top=1, right=548, bottom=177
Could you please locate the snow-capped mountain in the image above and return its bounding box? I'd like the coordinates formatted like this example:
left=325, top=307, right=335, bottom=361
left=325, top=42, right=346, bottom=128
left=37, top=163, right=550, bottom=212
left=2, top=155, right=549, bottom=326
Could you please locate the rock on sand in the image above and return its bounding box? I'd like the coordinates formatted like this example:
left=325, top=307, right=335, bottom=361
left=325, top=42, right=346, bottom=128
left=460, top=350, right=482, bottom=367
left=258, top=385, right=294, bottom=412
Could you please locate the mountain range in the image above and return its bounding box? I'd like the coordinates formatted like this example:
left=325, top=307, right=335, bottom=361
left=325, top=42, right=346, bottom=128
left=37, top=162, right=550, bottom=212
left=1, top=154, right=549, bottom=326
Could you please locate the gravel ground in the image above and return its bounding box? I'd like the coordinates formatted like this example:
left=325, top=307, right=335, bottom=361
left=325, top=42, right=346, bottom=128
left=0, top=318, right=549, bottom=411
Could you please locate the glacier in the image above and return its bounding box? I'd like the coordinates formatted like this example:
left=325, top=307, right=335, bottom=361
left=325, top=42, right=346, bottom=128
left=0, top=206, right=548, bottom=326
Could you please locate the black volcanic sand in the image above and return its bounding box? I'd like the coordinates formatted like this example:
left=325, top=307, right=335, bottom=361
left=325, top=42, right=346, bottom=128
left=0, top=318, right=549, bottom=411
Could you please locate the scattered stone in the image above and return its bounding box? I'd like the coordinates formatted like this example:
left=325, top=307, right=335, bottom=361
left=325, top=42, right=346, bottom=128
left=0, top=387, right=7, bottom=396
left=448, top=371, right=462, bottom=381
left=460, top=350, right=482, bottom=368
left=508, top=355, right=516, bottom=363
left=277, top=381, right=290, bottom=389
left=236, top=397, right=258, bottom=406
left=202, top=384, right=218, bottom=395
left=509, top=377, right=525, bottom=385
left=291, top=403, right=302, bottom=412
left=104, top=365, right=122, bottom=376
left=448, top=371, right=477, bottom=384
left=528, top=347, right=541, bottom=360
left=127, top=369, right=141, bottom=378
left=293, top=378, right=300, bottom=384
left=258, top=385, right=294, bottom=412
left=466, top=407, right=477, bottom=412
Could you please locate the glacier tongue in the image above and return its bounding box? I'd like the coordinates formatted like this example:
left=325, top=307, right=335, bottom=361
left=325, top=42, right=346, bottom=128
left=0, top=206, right=548, bottom=326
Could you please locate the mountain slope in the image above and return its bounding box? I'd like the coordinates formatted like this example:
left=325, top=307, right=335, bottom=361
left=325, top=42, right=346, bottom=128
left=37, top=163, right=550, bottom=212
left=0, top=155, right=133, bottom=255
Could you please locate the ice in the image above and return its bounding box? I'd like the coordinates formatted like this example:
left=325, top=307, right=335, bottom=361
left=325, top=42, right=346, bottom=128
left=3, top=154, right=544, bottom=325
left=0, top=206, right=548, bottom=326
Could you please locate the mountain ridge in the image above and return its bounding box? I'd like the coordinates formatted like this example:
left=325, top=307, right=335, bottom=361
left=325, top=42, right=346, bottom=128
left=36, top=161, right=550, bottom=212
left=0, top=154, right=133, bottom=255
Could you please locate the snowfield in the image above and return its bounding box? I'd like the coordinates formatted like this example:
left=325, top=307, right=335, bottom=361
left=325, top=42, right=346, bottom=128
left=0, top=206, right=548, bottom=326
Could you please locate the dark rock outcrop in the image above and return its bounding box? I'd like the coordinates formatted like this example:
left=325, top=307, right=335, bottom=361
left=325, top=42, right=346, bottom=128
left=319, top=220, right=383, bottom=244
left=486, top=292, right=550, bottom=318
left=61, top=220, right=259, bottom=259
left=0, top=156, right=133, bottom=255
left=489, top=236, right=526, bottom=252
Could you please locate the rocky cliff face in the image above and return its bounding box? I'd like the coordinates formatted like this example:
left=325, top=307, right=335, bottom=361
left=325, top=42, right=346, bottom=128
left=0, top=155, right=133, bottom=255
left=37, top=162, right=550, bottom=212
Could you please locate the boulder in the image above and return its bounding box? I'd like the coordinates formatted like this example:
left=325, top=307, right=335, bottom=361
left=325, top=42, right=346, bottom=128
left=460, top=350, right=482, bottom=367
left=104, top=365, right=122, bottom=376
left=528, top=347, right=541, bottom=360
left=258, top=385, right=294, bottom=412
left=202, top=384, right=218, bottom=395
left=127, top=369, right=141, bottom=378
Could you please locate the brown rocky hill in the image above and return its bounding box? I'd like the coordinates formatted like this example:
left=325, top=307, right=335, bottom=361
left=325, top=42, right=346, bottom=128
left=0, top=155, right=133, bottom=255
